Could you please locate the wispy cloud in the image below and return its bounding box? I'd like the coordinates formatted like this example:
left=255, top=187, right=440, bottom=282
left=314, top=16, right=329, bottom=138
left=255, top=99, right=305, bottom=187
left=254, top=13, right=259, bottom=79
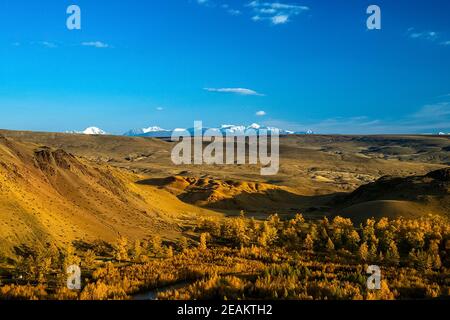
left=81, top=41, right=110, bottom=48
left=227, top=9, right=242, bottom=16
left=411, top=102, right=450, bottom=119
left=204, top=87, right=265, bottom=96
left=256, top=110, right=267, bottom=116
left=406, top=27, right=450, bottom=47
left=221, top=4, right=242, bottom=16
left=13, top=41, right=113, bottom=49
left=156, top=107, right=164, bottom=111
left=263, top=102, right=450, bottom=134
left=194, top=0, right=308, bottom=24
left=248, top=1, right=309, bottom=25
left=407, top=28, right=438, bottom=41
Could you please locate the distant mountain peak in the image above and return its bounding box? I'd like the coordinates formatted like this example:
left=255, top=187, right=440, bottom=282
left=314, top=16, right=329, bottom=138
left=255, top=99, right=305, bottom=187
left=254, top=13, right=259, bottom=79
left=248, top=123, right=261, bottom=129
left=66, top=127, right=107, bottom=135
left=83, top=127, right=107, bottom=135
left=143, top=126, right=167, bottom=133
left=124, top=126, right=170, bottom=137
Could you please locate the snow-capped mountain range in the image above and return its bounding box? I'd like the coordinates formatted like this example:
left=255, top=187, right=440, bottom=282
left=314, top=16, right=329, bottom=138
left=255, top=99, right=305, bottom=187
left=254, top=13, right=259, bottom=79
left=67, top=124, right=314, bottom=137
left=124, top=124, right=314, bottom=137
left=123, top=126, right=171, bottom=137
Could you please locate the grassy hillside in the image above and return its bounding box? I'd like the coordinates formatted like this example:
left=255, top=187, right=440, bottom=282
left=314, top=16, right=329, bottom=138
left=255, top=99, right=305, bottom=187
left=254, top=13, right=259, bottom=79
left=0, top=134, right=218, bottom=257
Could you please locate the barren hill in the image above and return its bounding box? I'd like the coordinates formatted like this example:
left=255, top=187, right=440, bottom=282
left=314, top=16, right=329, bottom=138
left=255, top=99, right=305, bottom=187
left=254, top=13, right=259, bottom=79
left=0, top=134, right=217, bottom=256
left=139, top=176, right=307, bottom=213
left=335, top=168, right=450, bottom=221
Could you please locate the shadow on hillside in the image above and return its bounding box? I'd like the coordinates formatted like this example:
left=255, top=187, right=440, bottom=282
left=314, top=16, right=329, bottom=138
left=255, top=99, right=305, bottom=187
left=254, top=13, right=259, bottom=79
left=136, top=177, right=179, bottom=187
left=137, top=177, right=340, bottom=216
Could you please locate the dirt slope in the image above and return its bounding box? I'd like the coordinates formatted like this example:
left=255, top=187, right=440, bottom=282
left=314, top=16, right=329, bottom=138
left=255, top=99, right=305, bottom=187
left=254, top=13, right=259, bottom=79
left=335, top=168, right=450, bottom=221
left=0, top=135, right=217, bottom=255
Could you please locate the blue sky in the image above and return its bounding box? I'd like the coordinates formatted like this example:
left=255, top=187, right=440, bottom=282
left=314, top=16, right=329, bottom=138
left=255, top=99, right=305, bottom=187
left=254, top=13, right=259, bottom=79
left=0, top=0, right=449, bottom=134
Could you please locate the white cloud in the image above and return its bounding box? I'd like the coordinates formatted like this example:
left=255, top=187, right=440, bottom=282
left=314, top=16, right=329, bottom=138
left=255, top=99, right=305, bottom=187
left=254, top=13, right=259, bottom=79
left=256, top=110, right=267, bottom=116
left=259, top=8, right=276, bottom=14
left=407, top=28, right=450, bottom=47
left=196, top=0, right=216, bottom=8
left=193, top=1, right=308, bottom=25
left=272, top=15, right=289, bottom=25
left=204, top=87, right=265, bottom=96
left=81, top=41, right=110, bottom=48
left=248, top=1, right=309, bottom=25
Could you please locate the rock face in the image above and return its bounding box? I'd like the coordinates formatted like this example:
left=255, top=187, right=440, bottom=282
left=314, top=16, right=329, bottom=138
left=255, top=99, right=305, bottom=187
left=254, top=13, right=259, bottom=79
left=34, top=148, right=76, bottom=173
